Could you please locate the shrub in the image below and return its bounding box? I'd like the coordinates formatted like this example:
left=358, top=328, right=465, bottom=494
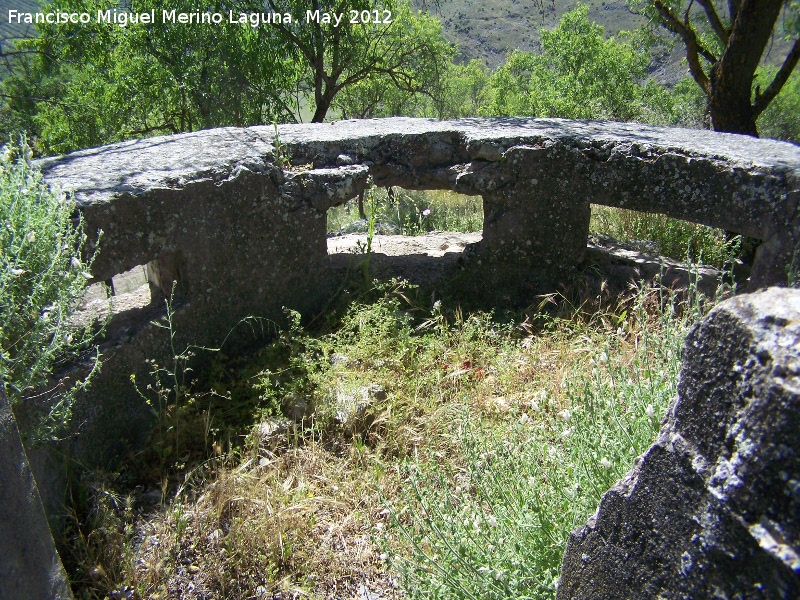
left=757, top=66, right=800, bottom=144
left=0, top=138, right=100, bottom=437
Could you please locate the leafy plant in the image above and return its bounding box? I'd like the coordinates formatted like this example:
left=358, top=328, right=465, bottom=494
left=480, top=6, right=672, bottom=122
left=0, top=137, right=102, bottom=439
left=131, top=284, right=197, bottom=466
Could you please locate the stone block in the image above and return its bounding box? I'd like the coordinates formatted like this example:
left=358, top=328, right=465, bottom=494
left=558, top=287, right=800, bottom=599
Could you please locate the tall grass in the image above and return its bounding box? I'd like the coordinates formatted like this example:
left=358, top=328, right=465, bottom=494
left=61, top=276, right=723, bottom=599
left=385, top=283, right=706, bottom=599
left=328, top=188, right=483, bottom=235
left=590, top=206, right=737, bottom=268
left=328, top=188, right=736, bottom=272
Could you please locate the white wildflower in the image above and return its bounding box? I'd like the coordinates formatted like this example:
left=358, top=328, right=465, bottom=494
left=25, top=231, right=35, bottom=243
left=558, top=409, right=571, bottom=421
left=70, top=257, right=81, bottom=269
left=561, top=428, right=573, bottom=439
left=646, top=404, right=655, bottom=418
left=599, top=457, right=612, bottom=469
left=10, top=268, right=25, bottom=276
left=519, top=413, right=529, bottom=425
left=599, top=351, right=609, bottom=364
left=487, top=514, right=498, bottom=528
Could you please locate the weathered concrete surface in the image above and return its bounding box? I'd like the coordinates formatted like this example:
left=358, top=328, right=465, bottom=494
left=42, top=118, right=800, bottom=292
left=274, top=117, right=800, bottom=288
left=34, top=117, right=800, bottom=470
left=558, top=287, right=800, bottom=599
left=328, top=231, right=721, bottom=296
left=0, top=385, right=73, bottom=600
left=35, top=132, right=369, bottom=468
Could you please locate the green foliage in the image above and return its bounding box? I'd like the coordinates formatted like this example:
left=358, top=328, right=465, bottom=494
left=328, top=3, right=456, bottom=120
left=480, top=6, right=672, bottom=122
left=667, top=77, right=708, bottom=129
left=7, top=0, right=300, bottom=153
left=627, top=0, right=799, bottom=135
left=0, top=138, right=99, bottom=435
left=387, top=285, right=697, bottom=599
left=1, top=0, right=455, bottom=150
left=590, top=206, right=738, bottom=268
left=757, top=66, right=800, bottom=144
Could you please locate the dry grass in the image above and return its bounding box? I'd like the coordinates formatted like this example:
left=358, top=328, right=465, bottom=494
left=62, top=277, right=723, bottom=599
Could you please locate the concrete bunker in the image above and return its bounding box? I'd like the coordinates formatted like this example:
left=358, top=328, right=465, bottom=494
left=34, top=117, right=800, bottom=470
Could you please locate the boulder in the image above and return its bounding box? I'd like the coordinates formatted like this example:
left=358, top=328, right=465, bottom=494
left=558, top=287, right=800, bottom=599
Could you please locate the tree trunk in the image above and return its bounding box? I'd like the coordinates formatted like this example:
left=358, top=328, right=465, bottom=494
left=311, top=85, right=337, bottom=122
left=708, top=71, right=759, bottom=136
left=707, top=0, right=785, bottom=136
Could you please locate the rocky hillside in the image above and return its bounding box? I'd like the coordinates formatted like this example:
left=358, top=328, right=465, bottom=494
left=419, top=0, right=646, bottom=66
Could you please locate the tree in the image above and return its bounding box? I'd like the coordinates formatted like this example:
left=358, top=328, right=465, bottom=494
left=3, top=0, right=302, bottom=153
left=629, top=0, right=800, bottom=135
left=266, top=0, right=453, bottom=122
left=2, top=0, right=454, bottom=151
left=480, top=6, right=672, bottom=122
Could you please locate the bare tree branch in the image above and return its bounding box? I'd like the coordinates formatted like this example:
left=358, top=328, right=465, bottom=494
left=695, top=0, right=730, bottom=44
left=753, top=38, right=800, bottom=115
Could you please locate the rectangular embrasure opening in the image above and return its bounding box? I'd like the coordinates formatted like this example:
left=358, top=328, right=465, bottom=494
left=327, top=187, right=483, bottom=237
left=326, top=187, right=484, bottom=285
left=75, top=252, right=185, bottom=332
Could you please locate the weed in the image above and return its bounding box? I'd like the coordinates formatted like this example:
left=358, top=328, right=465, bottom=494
left=273, top=121, right=290, bottom=169
left=62, top=272, right=725, bottom=599
left=590, top=205, right=738, bottom=268
left=383, top=282, right=707, bottom=599
left=1, top=137, right=106, bottom=441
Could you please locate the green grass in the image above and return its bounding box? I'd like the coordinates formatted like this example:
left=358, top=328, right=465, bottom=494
left=328, top=187, right=738, bottom=272
left=328, top=187, right=483, bottom=236
left=59, top=272, right=725, bottom=599
left=385, top=284, right=696, bottom=599
left=590, top=205, right=739, bottom=268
